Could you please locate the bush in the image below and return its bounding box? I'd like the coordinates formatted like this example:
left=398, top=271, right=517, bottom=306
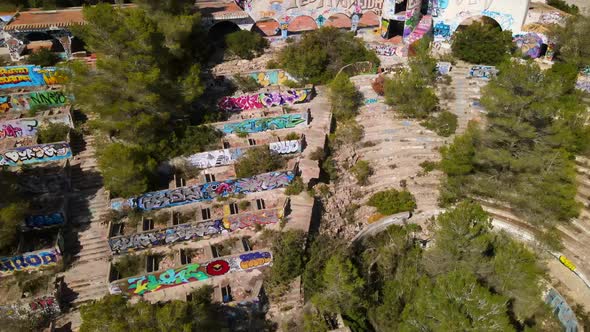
left=419, top=160, right=439, bottom=174
left=0, top=202, right=28, bottom=255
left=421, top=111, right=458, bottom=137
left=547, top=0, right=579, bottom=14
left=233, top=74, right=261, bottom=92
left=37, top=122, right=70, bottom=144
left=278, top=27, right=380, bottom=84
left=98, top=143, right=157, bottom=198
left=225, top=30, right=269, bottom=60
left=321, top=156, right=338, bottom=182
left=284, top=132, right=300, bottom=140
left=266, top=230, right=306, bottom=297
left=172, top=125, right=223, bottom=157
left=384, top=71, right=439, bottom=119
left=234, top=146, right=285, bottom=178
left=113, top=254, right=143, bottom=278
left=350, top=160, right=373, bottom=185
left=367, top=189, right=416, bottom=215
left=309, top=147, right=325, bottom=161
left=329, top=74, right=362, bottom=121
left=333, top=119, right=364, bottom=147
left=26, top=48, right=61, bottom=67
left=452, top=22, right=513, bottom=65
left=238, top=200, right=251, bottom=211
left=285, top=176, right=304, bottom=195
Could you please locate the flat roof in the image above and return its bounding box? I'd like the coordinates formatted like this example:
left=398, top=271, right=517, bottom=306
left=4, top=8, right=84, bottom=31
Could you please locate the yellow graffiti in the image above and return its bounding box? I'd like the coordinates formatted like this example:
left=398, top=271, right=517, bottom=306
left=0, top=67, right=29, bottom=76
left=559, top=255, right=576, bottom=271
left=239, top=256, right=271, bottom=269
left=0, top=75, right=31, bottom=85
left=257, top=72, right=271, bottom=86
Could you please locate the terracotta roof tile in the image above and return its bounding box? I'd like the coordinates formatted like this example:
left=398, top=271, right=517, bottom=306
left=4, top=9, right=84, bottom=31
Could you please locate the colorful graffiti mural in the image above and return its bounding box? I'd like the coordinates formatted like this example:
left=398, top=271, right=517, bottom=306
left=112, top=170, right=295, bottom=211
left=0, top=248, right=61, bottom=276
left=269, top=139, right=301, bottom=154
left=470, top=65, right=498, bottom=79
left=110, top=251, right=272, bottom=296
left=545, top=289, right=578, bottom=332
left=109, top=209, right=281, bottom=254
left=222, top=113, right=307, bottom=134
left=0, top=66, right=62, bottom=89
left=0, top=142, right=72, bottom=166
left=217, top=88, right=312, bottom=111
left=0, top=296, right=61, bottom=320
left=0, top=114, right=72, bottom=141
left=436, top=62, right=452, bottom=75
left=24, top=212, right=65, bottom=230
left=246, top=70, right=296, bottom=87
left=0, top=90, right=69, bottom=113
left=514, top=33, right=544, bottom=59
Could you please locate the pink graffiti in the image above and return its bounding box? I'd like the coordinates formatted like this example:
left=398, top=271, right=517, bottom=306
left=218, top=95, right=263, bottom=111
left=215, top=182, right=232, bottom=194
left=29, top=296, right=56, bottom=311
left=218, top=89, right=311, bottom=111
left=0, top=124, right=23, bottom=139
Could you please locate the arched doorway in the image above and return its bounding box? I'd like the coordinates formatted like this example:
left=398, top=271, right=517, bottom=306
left=287, top=16, right=318, bottom=33
left=252, top=19, right=280, bottom=36
left=24, top=31, right=65, bottom=54
left=456, top=15, right=502, bottom=32
left=208, top=21, right=242, bottom=44
left=324, top=13, right=351, bottom=29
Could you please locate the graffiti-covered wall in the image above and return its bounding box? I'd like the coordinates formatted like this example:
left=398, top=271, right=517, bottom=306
left=0, top=115, right=73, bottom=141
left=111, top=170, right=295, bottom=211
left=109, top=250, right=272, bottom=296
left=218, top=88, right=312, bottom=111
left=109, top=209, right=282, bottom=254
left=24, top=212, right=66, bottom=230
left=469, top=65, right=498, bottom=79
left=0, top=66, right=63, bottom=90
left=0, top=296, right=61, bottom=320
left=245, top=70, right=296, bottom=87
left=431, top=0, right=529, bottom=42
left=0, top=142, right=72, bottom=167
left=0, top=247, right=61, bottom=276
left=221, top=114, right=308, bottom=134
left=0, top=90, right=70, bottom=113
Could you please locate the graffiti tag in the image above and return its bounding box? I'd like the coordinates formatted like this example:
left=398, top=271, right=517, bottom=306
left=0, top=142, right=72, bottom=166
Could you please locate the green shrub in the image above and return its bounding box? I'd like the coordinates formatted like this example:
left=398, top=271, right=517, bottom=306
left=0, top=202, right=28, bottom=255
left=333, top=119, right=364, bottom=146
left=329, top=74, right=362, bottom=121
left=233, top=74, right=261, bottom=92
left=238, top=200, right=251, bottom=210
left=421, top=111, right=458, bottom=137
left=26, top=48, right=61, bottom=67
left=234, top=146, right=285, bottom=178
left=547, top=0, right=579, bottom=14
left=284, top=132, right=300, bottom=140
left=37, top=122, right=70, bottom=143
left=367, top=189, right=416, bottom=215
left=266, top=59, right=279, bottom=69
left=265, top=230, right=306, bottom=297
left=309, top=147, right=325, bottom=161
left=452, top=22, right=513, bottom=65
left=350, top=160, right=373, bottom=185
left=225, top=30, right=269, bottom=60
left=384, top=71, right=439, bottom=119
left=419, top=160, right=439, bottom=174
left=321, top=156, right=338, bottom=182
left=285, top=176, right=304, bottom=195
left=113, top=254, right=143, bottom=278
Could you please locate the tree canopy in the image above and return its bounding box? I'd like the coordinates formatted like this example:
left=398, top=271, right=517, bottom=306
left=553, top=14, right=590, bottom=69
left=277, top=27, right=379, bottom=84
left=452, top=22, right=513, bottom=65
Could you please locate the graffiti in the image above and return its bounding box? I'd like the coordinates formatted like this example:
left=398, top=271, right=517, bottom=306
left=545, top=289, right=579, bottom=332
left=380, top=18, right=390, bottom=38
left=575, top=74, right=590, bottom=93
left=24, top=212, right=65, bottom=230
left=403, top=8, right=420, bottom=39
left=112, top=170, right=295, bottom=211
left=433, top=21, right=451, bottom=39
left=540, top=12, right=565, bottom=25
left=368, top=43, right=397, bottom=56
left=111, top=251, right=272, bottom=296
left=246, top=70, right=296, bottom=87
left=0, top=296, right=60, bottom=320
left=0, top=142, right=72, bottom=166
left=469, top=65, right=498, bottom=79
left=0, top=248, right=61, bottom=276
left=269, top=139, right=301, bottom=154
left=513, top=33, right=544, bottom=59
left=0, top=90, right=69, bottom=113
left=481, top=10, right=514, bottom=31
left=187, top=149, right=234, bottom=168
left=364, top=98, right=378, bottom=105
left=109, top=209, right=281, bottom=254
left=218, top=88, right=312, bottom=111
left=0, top=114, right=72, bottom=141
left=0, top=66, right=62, bottom=89
left=436, top=62, right=452, bottom=75
left=222, top=113, right=307, bottom=134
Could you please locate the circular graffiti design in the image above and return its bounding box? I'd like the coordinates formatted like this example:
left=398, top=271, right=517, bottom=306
left=206, top=260, right=230, bottom=276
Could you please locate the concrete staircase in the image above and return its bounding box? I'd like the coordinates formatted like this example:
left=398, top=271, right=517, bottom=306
left=447, top=63, right=476, bottom=133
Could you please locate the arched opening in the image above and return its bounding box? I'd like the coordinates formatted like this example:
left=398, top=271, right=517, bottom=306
left=324, top=13, right=351, bottom=29
left=359, top=11, right=380, bottom=28
left=208, top=21, right=242, bottom=44
left=456, top=15, right=502, bottom=32
left=287, top=16, right=318, bottom=33
left=252, top=19, right=280, bottom=36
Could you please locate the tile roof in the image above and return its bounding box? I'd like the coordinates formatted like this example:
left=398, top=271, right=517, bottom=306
left=4, top=8, right=84, bottom=31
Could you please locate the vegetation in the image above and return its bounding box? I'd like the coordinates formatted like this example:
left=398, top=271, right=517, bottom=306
left=26, top=48, right=61, bottom=66
left=36, top=122, right=70, bottom=144
left=547, top=0, right=579, bottom=14
left=0, top=202, right=28, bottom=255
left=265, top=230, right=306, bottom=297
left=234, top=146, right=285, bottom=178
left=113, top=254, right=143, bottom=279
left=328, top=74, right=362, bottom=121
left=65, top=2, right=216, bottom=197
left=302, top=202, right=558, bottom=331
left=367, top=188, right=416, bottom=215
left=332, top=119, right=364, bottom=147
left=277, top=27, right=379, bottom=84
left=553, top=15, right=590, bottom=68
left=439, top=61, right=590, bottom=227
left=350, top=160, right=373, bottom=185
left=80, top=287, right=223, bottom=331
left=284, top=176, right=304, bottom=196
left=98, top=143, right=157, bottom=197
left=420, top=110, right=458, bottom=137
left=452, top=22, right=513, bottom=65
left=225, top=30, right=269, bottom=60
left=233, top=74, right=261, bottom=92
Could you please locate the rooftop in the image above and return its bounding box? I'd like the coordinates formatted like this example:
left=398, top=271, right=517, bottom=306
left=4, top=8, right=85, bottom=31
